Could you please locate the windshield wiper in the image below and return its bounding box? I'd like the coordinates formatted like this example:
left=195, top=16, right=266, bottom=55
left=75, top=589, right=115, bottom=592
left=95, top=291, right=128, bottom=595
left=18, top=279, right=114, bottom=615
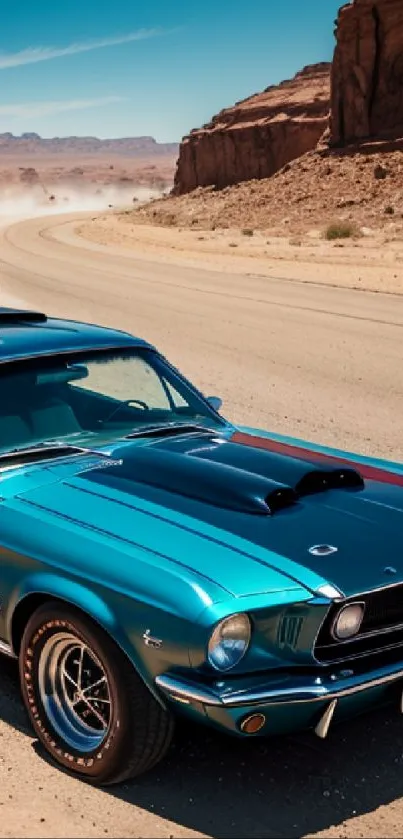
left=125, top=423, right=213, bottom=440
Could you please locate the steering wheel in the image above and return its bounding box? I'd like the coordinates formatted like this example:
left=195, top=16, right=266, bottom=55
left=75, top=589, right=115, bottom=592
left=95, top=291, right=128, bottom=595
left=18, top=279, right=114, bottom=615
left=101, top=399, right=149, bottom=424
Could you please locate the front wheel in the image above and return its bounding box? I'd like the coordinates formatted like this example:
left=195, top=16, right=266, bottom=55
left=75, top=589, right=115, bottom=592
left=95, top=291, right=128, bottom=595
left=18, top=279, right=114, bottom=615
left=19, top=602, right=174, bottom=785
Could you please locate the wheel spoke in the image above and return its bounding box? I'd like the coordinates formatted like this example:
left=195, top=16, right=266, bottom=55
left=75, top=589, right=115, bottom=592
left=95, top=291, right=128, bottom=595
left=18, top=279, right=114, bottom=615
left=61, top=666, right=78, bottom=690
left=82, top=675, right=107, bottom=696
left=82, top=697, right=109, bottom=727
left=83, top=695, right=111, bottom=705
left=77, top=645, right=84, bottom=690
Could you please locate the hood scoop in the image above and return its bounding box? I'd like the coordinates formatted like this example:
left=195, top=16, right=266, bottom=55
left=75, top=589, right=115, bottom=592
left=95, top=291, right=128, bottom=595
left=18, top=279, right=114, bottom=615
left=84, top=447, right=298, bottom=515
left=296, top=467, right=364, bottom=496
left=82, top=444, right=365, bottom=517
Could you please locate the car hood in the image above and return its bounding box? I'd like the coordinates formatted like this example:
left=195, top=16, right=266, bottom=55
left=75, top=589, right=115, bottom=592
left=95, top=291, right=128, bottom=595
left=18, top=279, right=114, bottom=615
left=15, top=428, right=403, bottom=599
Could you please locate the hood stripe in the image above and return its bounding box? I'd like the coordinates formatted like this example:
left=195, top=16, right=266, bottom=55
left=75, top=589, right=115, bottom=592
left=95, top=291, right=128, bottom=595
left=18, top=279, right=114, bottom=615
left=232, top=432, right=403, bottom=489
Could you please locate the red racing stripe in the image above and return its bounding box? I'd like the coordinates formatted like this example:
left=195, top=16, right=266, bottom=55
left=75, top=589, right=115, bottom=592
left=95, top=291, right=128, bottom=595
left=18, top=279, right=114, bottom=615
left=231, top=431, right=403, bottom=489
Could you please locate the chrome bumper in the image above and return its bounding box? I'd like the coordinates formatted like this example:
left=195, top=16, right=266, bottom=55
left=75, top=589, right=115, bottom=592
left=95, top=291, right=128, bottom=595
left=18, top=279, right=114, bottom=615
left=156, top=660, right=403, bottom=711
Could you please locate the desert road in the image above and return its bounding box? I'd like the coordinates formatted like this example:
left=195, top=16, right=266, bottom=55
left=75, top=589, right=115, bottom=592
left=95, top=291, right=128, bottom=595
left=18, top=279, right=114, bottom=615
left=0, top=212, right=403, bottom=837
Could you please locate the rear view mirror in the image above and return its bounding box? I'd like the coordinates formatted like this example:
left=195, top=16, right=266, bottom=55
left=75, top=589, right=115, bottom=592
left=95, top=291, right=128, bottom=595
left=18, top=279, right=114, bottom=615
left=36, top=364, right=89, bottom=385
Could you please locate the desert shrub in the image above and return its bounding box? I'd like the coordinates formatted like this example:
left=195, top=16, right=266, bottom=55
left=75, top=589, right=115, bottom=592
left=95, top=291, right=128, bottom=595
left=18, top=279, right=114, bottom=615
left=160, top=212, right=176, bottom=226
left=374, top=163, right=388, bottom=180
left=241, top=228, right=254, bottom=236
left=324, top=221, right=358, bottom=240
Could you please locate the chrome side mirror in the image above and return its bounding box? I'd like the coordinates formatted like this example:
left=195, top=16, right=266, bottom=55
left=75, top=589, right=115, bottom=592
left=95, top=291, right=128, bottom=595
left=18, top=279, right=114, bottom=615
left=207, top=396, right=223, bottom=412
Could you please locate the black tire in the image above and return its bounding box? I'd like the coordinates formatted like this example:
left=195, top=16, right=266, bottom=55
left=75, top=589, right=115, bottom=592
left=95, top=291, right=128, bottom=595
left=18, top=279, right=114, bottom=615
left=19, top=601, right=174, bottom=785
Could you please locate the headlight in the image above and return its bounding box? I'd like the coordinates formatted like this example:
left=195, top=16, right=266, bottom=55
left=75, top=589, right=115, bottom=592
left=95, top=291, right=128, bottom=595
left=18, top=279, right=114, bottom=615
left=332, top=603, right=364, bottom=640
left=208, top=613, right=251, bottom=671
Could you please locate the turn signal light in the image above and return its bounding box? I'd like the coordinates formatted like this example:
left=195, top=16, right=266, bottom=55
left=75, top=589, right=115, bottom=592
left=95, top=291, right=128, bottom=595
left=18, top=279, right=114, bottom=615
left=240, top=713, right=266, bottom=734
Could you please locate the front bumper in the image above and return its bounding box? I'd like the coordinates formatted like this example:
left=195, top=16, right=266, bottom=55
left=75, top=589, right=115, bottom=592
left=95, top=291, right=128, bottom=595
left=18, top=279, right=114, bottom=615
left=156, top=658, right=403, bottom=738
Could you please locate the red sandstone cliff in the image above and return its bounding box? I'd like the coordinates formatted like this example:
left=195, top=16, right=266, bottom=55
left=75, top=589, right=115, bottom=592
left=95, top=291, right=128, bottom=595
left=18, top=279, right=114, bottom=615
left=173, top=63, right=330, bottom=194
left=330, top=0, right=403, bottom=146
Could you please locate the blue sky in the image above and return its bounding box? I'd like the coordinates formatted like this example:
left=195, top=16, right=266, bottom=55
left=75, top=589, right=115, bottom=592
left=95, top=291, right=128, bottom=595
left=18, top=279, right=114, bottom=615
left=0, top=0, right=342, bottom=142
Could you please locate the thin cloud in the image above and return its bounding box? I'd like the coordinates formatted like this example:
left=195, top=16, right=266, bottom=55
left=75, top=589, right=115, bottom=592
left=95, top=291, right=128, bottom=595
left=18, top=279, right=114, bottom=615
left=0, top=96, right=125, bottom=118
left=0, top=28, right=165, bottom=69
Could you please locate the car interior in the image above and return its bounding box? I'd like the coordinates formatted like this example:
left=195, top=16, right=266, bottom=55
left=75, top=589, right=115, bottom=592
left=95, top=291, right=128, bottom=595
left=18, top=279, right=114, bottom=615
left=0, top=361, right=208, bottom=451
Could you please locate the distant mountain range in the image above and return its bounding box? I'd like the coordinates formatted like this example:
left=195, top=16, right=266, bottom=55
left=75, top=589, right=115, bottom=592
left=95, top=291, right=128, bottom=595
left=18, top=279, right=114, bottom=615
left=0, top=133, right=179, bottom=157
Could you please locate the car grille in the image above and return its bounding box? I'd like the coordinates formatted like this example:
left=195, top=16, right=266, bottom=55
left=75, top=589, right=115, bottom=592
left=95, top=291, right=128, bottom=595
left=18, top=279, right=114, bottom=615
left=315, top=584, right=403, bottom=663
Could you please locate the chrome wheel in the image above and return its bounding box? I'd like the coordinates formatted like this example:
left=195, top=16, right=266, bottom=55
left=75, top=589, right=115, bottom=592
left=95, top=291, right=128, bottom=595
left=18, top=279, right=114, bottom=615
left=38, top=632, right=112, bottom=752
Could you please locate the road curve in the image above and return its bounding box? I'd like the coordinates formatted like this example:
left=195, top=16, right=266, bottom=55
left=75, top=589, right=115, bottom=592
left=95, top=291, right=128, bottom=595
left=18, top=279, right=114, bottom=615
left=1, top=211, right=402, bottom=460
left=0, top=213, right=403, bottom=836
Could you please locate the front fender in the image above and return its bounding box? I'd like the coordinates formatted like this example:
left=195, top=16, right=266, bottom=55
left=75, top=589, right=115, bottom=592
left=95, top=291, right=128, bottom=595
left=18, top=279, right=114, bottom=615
left=6, top=572, right=166, bottom=706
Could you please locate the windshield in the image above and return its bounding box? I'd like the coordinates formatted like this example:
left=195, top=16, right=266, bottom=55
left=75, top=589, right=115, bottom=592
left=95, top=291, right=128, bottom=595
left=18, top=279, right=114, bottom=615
left=0, top=348, right=225, bottom=453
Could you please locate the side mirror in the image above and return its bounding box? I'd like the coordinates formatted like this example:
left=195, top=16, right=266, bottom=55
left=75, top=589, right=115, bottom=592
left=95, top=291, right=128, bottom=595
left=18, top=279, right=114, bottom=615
left=207, top=396, right=223, bottom=412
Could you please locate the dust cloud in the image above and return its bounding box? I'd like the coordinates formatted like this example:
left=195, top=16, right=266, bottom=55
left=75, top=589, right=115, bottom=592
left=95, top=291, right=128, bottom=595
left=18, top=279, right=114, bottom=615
left=0, top=183, right=163, bottom=223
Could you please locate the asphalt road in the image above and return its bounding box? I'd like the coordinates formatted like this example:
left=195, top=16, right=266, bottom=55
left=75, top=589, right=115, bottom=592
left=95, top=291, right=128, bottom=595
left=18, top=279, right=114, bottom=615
left=0, top=213, right=403, bottom=838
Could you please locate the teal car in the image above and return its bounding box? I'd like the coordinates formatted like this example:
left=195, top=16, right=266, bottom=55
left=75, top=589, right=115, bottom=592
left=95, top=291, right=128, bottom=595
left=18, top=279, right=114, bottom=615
left=1, top=306, right=403, bottom=786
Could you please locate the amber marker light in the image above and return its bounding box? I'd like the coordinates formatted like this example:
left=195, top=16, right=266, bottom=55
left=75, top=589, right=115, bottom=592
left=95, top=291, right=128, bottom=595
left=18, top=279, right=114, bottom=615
left=240, top=713, right=266, bottom=734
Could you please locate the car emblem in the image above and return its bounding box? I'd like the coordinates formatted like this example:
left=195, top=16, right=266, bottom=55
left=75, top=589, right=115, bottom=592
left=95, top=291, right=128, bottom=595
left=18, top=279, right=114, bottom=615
left=384, top=566, right=397, bottom=576
left=143, top=629, right=163, bottom=649
left=308, top=545, right=338, bottom=557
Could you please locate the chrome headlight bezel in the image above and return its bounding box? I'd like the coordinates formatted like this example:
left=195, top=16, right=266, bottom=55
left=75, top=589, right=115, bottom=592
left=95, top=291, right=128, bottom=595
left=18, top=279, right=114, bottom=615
left=331, top=602, right=365, bottom=641
left=207, top=613, right=251, bottom=671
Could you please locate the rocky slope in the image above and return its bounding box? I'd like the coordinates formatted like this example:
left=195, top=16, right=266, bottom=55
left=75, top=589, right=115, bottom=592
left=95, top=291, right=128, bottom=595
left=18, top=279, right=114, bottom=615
left=0, top=132, right=179, bottom=157
left=330, top=0, right=403, bottom=145
left=173, top=63, right=330, bottom=194
left=133, top=138, right=403, bottom=234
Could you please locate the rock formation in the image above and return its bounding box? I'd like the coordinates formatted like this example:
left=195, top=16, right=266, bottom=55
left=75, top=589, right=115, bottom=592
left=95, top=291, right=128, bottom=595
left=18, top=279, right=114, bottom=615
left=330, top=0, right=403, bottom=145
left=173, top=63, right=330, bottom=194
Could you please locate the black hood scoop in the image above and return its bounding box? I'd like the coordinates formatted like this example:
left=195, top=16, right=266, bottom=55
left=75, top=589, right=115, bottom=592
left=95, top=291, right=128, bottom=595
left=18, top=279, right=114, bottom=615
left=296, top=467, right=364, bottom=496
left=91, top=447, right=298, bottom=515
left=82, top=434, right=365, bottom=516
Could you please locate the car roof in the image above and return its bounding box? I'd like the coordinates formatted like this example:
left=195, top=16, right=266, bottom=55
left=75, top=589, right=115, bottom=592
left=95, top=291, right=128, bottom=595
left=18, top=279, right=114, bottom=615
left=0, top=308, right=154, bottom=363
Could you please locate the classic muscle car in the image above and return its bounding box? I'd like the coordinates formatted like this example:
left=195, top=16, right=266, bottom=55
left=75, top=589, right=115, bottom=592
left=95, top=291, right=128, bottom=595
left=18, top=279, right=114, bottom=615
left=0, top=306, right=403, bottom=785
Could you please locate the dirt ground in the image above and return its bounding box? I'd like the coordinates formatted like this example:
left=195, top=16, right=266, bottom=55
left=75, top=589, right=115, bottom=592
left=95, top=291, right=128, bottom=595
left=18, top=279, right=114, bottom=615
left=78, top=212, right=403, bottom=296
left=0, top=210, right=403, bottom=837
